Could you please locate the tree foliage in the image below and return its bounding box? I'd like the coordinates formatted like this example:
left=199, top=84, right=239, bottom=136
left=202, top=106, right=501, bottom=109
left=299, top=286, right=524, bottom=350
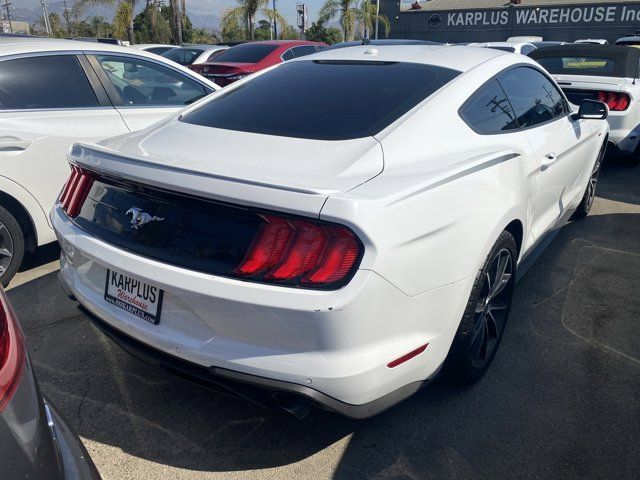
left=220, top=0, right=287, bottom=41
left=306, top=19, right=343, bottom=44
left=319, top=0, right=390, bottom=41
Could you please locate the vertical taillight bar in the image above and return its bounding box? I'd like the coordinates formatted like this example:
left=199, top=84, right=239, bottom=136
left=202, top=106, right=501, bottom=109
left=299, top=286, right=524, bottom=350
left=58, top=165, right=94, bottom=218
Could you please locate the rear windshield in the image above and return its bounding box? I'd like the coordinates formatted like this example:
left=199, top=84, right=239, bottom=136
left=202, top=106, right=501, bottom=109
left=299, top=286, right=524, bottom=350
left=162, top=48, right=204, bottom=65
left=536, top=56, right=616, bottom=76
left=213, top=44, right=279, bottom=63
left=181, top=60, right=460, bottom=140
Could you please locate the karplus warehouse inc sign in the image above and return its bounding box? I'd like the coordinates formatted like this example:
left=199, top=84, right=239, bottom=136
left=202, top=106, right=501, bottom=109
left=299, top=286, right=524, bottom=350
left=381, top=2, right=640, bottom=43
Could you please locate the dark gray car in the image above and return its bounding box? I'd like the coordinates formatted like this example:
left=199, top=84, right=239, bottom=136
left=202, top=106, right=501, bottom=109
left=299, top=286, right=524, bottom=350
left=0, top=287, right=100, bottom=479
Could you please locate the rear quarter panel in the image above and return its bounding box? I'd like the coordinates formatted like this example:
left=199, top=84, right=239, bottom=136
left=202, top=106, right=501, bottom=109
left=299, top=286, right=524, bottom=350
left=320, top=59, right=538, bottom=297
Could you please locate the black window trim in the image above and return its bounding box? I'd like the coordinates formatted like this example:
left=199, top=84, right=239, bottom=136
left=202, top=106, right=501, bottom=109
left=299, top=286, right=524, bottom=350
left=459, top=63, right=572, bottom=136
left=280, top=48, right=294, bottom=62
left=0, top=51, right=112, bottom=112
left=85, top=51, right=216, bottom=109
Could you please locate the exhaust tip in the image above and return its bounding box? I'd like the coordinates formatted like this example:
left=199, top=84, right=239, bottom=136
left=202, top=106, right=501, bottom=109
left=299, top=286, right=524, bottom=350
left=272, top=392, right=312, bottom=419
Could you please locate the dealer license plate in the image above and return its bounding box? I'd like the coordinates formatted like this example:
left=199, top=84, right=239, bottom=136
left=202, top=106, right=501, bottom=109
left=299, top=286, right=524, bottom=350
left=104, top=269, right=164, bottom=324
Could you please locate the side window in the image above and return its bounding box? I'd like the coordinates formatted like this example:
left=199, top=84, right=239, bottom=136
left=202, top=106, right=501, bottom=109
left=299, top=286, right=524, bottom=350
left=460, top=79, right=518, bottom=134
left=0, top=55, right=98, bottom=110
left=498, top=67, right=567, bottom=128
left=94, top=55, right=208, bottom=107
left=521, top=45, right=535, bottom=56
left=291, top=46, right=318, bottom=58
left=281, top=49, right=295, bottom=61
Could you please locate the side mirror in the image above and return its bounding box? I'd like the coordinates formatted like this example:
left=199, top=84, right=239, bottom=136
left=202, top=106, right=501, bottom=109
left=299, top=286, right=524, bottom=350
left=575, top=99, right=609, bottom=120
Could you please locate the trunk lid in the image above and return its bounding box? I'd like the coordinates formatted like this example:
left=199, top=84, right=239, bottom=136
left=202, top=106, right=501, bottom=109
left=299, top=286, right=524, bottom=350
left=97, top=118, right=384, bottom=198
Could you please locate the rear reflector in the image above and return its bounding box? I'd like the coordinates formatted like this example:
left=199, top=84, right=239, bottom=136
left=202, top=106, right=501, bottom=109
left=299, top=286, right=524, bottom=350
left=235, top=214, right=361, bottom=287
left=59, top=165, right=94, bottom=218
left=597, top=90, right=630, bottom=111
left=0, top=288, right=26, bottom=412
left=387, top=343, right=429, bottom=368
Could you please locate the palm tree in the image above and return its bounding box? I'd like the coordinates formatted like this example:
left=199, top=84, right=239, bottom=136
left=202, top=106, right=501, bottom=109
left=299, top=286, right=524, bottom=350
left=318, top=0, right=357, bottom=41
left=221, top=0, right=286, bottom=41
left=357, top=0, right=390, bottom=39
left=73, top=0, right=137, bottom=43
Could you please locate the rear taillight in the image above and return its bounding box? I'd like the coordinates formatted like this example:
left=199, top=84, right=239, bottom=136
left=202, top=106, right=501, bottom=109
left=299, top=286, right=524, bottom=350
left=235, top=214, right=361, bottom=288
left=597, top=91, right=630, bottom=111
left=0, top=288, right=26, bottom=412
left=59, top=165, right=94, bottom=218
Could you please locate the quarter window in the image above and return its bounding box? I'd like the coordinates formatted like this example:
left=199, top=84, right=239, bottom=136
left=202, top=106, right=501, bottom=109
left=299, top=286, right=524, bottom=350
left=291, top=46, right=318, bottom=58
left=497, top=67, right=567, bottom=128
left=460, top=80, right=518, bottom=134
left=94, top=55, right=208, bottom=107
left=0, top=55, right=98, bottom=110
left=281, top=49, right=295, bottom=61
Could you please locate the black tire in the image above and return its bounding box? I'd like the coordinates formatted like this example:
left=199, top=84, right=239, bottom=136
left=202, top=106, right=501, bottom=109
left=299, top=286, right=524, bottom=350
left=571, top=140, right=607, bottom=221
left=0, top=205, right=25, bottom=287
left=443, top=231, right=517, bottom=384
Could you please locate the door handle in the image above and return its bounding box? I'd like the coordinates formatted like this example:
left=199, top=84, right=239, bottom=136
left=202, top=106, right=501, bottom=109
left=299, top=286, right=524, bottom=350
left=0, top=138, right=31, bottom=152
left=541, top=152, right=557, bottom=170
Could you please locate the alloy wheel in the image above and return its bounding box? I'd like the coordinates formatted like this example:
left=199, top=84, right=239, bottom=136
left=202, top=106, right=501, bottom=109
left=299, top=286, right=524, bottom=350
left=470, top=248, right=514, bottom=368
left=0, top=220, right=14, bottom=276
left=585, top=156, right=602, bottom=213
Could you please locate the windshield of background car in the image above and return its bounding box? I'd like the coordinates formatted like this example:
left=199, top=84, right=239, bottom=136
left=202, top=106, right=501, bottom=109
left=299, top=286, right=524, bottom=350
left=210, top=44, right=280, bottom=63
left=162, top=48, right=204, bottom=65
left=181, top=60, right=460, bottom=140
left=536, top=56, right=616, bottom=76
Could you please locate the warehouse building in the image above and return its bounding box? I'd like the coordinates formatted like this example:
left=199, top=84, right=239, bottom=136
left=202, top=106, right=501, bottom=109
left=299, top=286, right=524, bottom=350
left=380, top=0, right=640, bottom=43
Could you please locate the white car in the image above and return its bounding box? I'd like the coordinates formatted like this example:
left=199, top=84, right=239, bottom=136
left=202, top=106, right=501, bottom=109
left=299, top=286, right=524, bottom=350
left=53, top=45, right=608, bottom=418
left=614, top=35, right=640, bottom=46
left=469, top=42, right=537, bottom=55
left=531, top=44, right=640, bottom=161
left=574, top=39, right=608, bottom=45
left=131, top=43, right=176, bottom=55
left=161, top=45, right=229, bottom=66
left=0, top=37, right=218, bottom=285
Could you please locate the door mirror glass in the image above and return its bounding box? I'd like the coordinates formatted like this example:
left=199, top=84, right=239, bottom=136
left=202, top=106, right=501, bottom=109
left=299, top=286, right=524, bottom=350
left=577, top=99, right=608, bottom=120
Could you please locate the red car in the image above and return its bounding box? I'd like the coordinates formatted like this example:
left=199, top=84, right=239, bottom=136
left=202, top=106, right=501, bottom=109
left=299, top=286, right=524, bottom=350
left=189, top=40, right=327, bottom=86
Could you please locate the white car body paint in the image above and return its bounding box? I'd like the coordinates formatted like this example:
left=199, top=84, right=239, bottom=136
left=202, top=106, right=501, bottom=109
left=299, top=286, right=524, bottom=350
left=53, top=45, right=608, bottom=413
left=0, top=38, right=218, bottom=247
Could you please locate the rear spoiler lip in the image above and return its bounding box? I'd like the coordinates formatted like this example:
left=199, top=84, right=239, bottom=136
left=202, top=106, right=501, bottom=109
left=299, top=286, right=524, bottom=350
left=69, top=143, right=335, bottom=196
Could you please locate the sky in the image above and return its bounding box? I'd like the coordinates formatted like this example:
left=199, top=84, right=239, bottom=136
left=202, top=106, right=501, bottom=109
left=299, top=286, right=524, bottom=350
left=17, top=0, right=327, bottom=28
left=191, top=0, right=325, bottom=26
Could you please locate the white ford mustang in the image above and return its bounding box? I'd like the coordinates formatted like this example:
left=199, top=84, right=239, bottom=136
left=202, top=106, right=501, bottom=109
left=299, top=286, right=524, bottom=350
left=52, top=45, right=609, bottom=418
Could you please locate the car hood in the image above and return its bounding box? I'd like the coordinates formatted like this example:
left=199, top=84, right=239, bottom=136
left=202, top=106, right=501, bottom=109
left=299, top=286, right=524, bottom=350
left=96, top=118, right=384, bottom=195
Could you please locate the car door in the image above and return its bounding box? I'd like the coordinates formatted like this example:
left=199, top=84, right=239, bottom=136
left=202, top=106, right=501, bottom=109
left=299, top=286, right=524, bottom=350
left=0, top=53, right=129, bottom=237
left=498, top=66, right=597, bottom=240
left=88, top=53, right=214, bottom=132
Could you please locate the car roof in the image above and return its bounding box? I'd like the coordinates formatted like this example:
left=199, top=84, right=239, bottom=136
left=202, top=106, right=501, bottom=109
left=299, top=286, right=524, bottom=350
left=325, top=39, right=439, bottom=50
left=0, top=37, right=220, bottom=88
left=0, top=37, right=143, bottom=56
left=470, top=42, right=531, bottom=47
left=299, top=44, right=521, bottom=73
left=616, top=36, right=640, bottom=43
left=242, top=40, right=324, bottom=46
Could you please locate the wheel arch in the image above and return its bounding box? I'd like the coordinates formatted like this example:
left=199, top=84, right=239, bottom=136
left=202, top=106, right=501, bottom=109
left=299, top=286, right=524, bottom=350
left=0, top=190, right=38, bottom=252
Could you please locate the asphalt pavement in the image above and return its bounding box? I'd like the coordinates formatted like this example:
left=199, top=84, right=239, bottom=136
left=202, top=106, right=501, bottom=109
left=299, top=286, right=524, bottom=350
left=7, top=156, right=640, bottom=480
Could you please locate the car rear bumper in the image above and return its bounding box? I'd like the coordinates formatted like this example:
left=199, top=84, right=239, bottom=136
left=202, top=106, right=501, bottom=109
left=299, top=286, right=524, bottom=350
left=53, top=205, right=472, bottom=415
left=68, top=298, right=432, bottom=419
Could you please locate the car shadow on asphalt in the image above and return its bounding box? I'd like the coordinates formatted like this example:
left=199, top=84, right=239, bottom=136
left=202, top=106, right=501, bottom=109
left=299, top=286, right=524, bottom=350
left=6, top=184, right=640, bottom=479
